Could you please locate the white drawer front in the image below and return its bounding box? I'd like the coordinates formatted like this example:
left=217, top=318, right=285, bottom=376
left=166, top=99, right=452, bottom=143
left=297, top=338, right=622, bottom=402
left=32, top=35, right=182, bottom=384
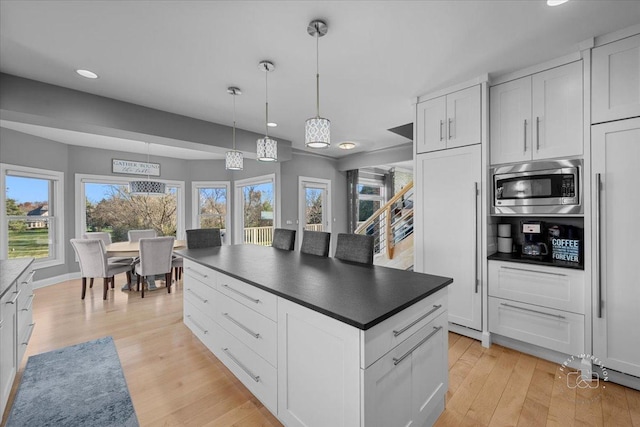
left=362, top=289, right=447, bottom=368
left=488, top=261, right=585, bottom=314
left=184, top=299, right=217, bottom=351
left=489, top=297, right=584, bottom=355
left=217, top=273, right=277, bottom=321
left=184, top=260, right=217, bottom=288
left=215, top=292, right=277, bottom=367
left=184, top=278, right=217, bottom=323
left=217, top=322, right=277, bottom=414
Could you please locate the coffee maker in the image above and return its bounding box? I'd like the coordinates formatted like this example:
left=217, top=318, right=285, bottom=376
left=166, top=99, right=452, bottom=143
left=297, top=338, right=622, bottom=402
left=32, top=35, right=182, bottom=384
left=522, top=221, right=548, bottom=259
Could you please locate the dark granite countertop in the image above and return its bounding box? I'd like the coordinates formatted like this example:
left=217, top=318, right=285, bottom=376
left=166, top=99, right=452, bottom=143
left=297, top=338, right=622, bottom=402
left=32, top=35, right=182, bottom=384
left=488, top=252, right=584, bottom=270
left=0, top=258, right=34, bottom=298
left=175, top=245, right=453, bottom=331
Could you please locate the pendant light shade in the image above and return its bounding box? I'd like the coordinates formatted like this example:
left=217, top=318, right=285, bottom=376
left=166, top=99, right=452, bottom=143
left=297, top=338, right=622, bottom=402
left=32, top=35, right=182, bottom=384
left=129, top=143, right=166, bottom=196
left=305, top=19, right=330, bottom=149
left=225, top=87, right=244, bottom=170
left=257, top=61, right=277, bottom=162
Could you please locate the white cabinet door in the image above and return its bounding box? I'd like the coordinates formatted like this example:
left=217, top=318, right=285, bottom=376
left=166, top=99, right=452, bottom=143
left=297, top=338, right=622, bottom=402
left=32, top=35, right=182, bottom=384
left=0, top=288, right=18, bottom=417
left=364, top=313, right=447, bottom=427
left=592, top=117, right=640, bottom=377
left=447, top=85, right=481, bottom=149
left=532, top=61, right=583, bottom=160
left=490, top=76, right=532, bottom=165
left=415, top=145, right=482, bottom=330
left=416, top=95, right=446, bottom=153
left=592, top=34, right=640, bottom=124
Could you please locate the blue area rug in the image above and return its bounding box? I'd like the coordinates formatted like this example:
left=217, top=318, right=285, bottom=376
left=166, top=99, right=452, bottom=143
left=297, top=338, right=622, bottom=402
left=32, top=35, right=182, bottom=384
left=6, top=336, right=138, bottom=427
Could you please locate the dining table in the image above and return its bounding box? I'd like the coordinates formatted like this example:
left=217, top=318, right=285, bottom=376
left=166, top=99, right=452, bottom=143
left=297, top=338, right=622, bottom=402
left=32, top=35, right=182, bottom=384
left=105, top=239, right=187, bottom=257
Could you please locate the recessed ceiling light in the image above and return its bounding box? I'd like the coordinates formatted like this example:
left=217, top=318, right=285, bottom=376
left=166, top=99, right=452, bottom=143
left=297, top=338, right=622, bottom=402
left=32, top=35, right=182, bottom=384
left=76, top=69, right=99, bottom=79
left=267, top=122, right=278, bottom=127
left=547, top=0, right=569, bottom=6
left=338, top=142, right=356, bottom=150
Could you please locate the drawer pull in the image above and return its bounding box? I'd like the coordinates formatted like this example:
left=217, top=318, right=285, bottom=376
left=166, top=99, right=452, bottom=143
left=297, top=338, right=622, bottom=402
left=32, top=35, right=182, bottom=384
left=500, top=302, right=566, bottom=319
left=6, top=290, right=21, bottom=305
left=186, top=267, right=208, bottom=279
left=393, top=305, right=442, bottom=337
left=221, top=284, right=260, bottom=304
left=501, top=266, right=567, bottom=277
left=21, top=270, right=36, bottom=285
left=186, top=288, right=208, bottom=304
left=22, top=294, right=35, bottom=312
left=393, top=326, right=442, bottom=366
left=222, top=313, right=260, bottom=338
left=22, top=322, right=36, bottom=345
left=186, top=315, right=208, bottom=334
left=223, top=347, right=260, bottom=382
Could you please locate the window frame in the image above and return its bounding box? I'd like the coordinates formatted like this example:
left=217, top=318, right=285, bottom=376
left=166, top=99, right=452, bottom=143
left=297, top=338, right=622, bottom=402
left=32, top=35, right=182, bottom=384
left=191, top=181, right=231, bottom=244
left=74, top=173, right=185, bottom=240
left=233, top=173, right=278, bottom=245
left=1, top=163, right=65, bottom=268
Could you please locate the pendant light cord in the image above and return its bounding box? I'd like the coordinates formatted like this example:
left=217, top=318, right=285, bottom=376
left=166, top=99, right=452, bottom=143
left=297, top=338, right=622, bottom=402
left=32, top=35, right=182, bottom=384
left=265, top=64, right=269, bottom=137
left=232, top=90, right=237, bottom=150
left=316, top=24, right=320, bottom=118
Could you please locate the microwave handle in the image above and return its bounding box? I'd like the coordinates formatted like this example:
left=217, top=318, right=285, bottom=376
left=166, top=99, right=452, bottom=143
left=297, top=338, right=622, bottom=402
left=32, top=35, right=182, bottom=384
left=523, top=119, right=527, bottom=153
left=474, top=182, right=479, bottom=294
left=595, top=173, right=602, bottom=318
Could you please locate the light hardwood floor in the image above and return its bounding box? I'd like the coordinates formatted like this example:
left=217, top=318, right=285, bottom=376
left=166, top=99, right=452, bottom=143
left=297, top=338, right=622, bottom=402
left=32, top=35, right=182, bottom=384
left=2, top=277, right=639, bottom=426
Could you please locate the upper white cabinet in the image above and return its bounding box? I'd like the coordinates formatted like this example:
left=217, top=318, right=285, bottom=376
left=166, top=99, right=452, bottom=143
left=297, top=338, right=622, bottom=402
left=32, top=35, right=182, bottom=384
left=416, top=85, right=481, bottom=153
left=490, top=61, right=583, bottom=164
left=592, top=34, right=640, bottom=124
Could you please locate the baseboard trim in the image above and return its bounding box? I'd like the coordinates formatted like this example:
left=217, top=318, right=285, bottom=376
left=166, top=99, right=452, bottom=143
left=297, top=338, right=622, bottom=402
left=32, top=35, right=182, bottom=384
left=449, top=322, right=483, bottom=342
left=33, top=272, right=80, bottom=289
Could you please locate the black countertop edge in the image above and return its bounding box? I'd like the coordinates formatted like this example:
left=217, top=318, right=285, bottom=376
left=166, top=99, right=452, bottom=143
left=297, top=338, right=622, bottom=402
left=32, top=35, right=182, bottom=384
left=487, top=252, right=584, bottom=270
left=176, top=248, right=453, bottom=331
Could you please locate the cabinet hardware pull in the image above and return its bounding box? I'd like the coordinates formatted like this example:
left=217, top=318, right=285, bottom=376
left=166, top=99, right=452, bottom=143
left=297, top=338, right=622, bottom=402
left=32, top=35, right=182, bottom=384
left=474, top=182, right=479, bottom=294
left=186, top=315, right=208, bottom=334
left=501, top=266, right=567, bottom=277
left=536, top=116, right=540, bottom=151
left=393, top=305, right=442, bottom=337
left=393, top=326, right=442, bottom=366
left=21, top=270, right=36, bottom=285
left=186, top=288, right=208, bottom=303
left=223, top=347, right=260, bottom=382
left=22, top=294, right=35, bottom=312
left=22, top=322, right=36, bottom=345
left=186, top=267, right=208, bottom=279
left=500, top=302, right=565, bottom=319
left=6, top=290, right=20, bottom=305
left=448, top=118, right=453, bottom=140
left=222, top=284, right=260, bottom=304
left=439, top=120, right=444, bottom=141
left=523, top=119, right=527, bottom=152
left=595, top=173, right=602, bottom=318
left=223, top=313, right=260, bottom=338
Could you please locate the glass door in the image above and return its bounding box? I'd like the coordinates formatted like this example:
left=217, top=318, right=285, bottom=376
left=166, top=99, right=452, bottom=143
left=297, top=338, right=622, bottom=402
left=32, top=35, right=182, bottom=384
left=299, top=177, right=331, bottom=247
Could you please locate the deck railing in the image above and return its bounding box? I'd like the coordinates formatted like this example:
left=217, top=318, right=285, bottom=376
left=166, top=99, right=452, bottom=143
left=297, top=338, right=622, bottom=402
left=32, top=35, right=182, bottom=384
left=243, top=224, right=322, bottom=246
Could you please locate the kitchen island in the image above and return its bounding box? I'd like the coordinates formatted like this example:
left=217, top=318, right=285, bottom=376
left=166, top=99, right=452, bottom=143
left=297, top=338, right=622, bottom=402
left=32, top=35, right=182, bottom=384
left=176, top=244, right=453, bottom=427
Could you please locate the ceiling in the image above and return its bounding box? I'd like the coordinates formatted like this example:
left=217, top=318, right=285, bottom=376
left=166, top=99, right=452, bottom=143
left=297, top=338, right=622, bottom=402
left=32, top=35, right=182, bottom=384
left=1, top=1, right=639, bottom=159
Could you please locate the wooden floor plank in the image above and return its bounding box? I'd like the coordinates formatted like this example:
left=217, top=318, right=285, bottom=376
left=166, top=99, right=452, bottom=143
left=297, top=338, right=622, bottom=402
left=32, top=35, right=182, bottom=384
left=489, top=353, right=537, bottom=426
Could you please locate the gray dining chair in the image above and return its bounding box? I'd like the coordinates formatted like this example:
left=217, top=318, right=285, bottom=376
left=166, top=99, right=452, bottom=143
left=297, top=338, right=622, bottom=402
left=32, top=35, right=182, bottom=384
left=334, top=233, right=375, bottom=265
left=300, top=230, right=331, bottom=257
left=272, top=228, right=296, bottom=251
left=70, top=238, right=133, bottom=300
left=83, top=232, right=133, bottom=284
left=186, top=228, right=222, bottom=249
left=135, top=236, right=175, bottom=298
left=127, top=229, right=157, bottom=242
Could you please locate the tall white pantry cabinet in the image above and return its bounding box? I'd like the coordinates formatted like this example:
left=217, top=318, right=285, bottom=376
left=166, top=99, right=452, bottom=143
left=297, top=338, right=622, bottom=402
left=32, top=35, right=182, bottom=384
left=414, top=81, right=485, bottom=333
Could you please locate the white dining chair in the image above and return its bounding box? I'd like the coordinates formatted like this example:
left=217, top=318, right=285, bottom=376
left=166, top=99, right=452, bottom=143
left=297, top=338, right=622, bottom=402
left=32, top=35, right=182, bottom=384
left=127, top=229, right=157, bottom=242
left=135, top=237, right=174, bottom=298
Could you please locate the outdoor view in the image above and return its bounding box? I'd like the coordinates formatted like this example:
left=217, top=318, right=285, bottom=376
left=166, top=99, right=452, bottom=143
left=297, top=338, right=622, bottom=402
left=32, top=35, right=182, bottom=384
left=6, top=175, right=52, bottom=259
left=304, top=187, right=324, bottom=231
left=241, top=182, right=274, bottom=245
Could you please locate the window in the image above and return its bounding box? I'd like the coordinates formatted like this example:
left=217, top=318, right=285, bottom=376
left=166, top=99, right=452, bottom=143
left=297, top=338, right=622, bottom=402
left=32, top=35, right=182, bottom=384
left=192, top=181, right=230, bottom=243
left=75, top=174, right=184, bottom=241
left=1, top=164, right=65, bottom=267
left=234, top=174, right=277, bottom=246
left=358, top=179, right=385, bottom=223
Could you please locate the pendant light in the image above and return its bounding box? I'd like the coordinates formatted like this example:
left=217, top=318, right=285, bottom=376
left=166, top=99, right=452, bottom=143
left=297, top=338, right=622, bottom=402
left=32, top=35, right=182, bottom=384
left=130, top=143, right=166, bottom=195
left=257, top=61, right=277, bottom=162
left=305, top=19, right=330, bottom=149
left=225, top=87, right=244, bottom=170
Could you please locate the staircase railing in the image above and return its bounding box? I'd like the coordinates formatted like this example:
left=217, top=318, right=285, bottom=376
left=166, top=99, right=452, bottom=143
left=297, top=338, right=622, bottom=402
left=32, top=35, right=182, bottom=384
left=354, top=182, right=414, bottom=259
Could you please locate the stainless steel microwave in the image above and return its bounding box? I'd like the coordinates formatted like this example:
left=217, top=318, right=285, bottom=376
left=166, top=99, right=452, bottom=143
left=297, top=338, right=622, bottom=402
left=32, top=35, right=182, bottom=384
left=491, top=159, right=583, bottom=215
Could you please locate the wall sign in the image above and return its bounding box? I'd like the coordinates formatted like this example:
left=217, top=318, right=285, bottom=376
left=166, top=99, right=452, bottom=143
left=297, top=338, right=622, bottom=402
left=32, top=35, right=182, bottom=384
left=112, top=159, right=160, bottom=177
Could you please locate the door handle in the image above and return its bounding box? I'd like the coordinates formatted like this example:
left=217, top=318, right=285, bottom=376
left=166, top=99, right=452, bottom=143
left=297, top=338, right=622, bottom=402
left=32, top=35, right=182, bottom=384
left=595, top=173, right=602, bottom=318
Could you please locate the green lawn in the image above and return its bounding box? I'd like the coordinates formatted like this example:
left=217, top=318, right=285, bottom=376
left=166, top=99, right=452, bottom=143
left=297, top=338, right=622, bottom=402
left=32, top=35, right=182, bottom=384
left=8, top=228, right=50, bottom=259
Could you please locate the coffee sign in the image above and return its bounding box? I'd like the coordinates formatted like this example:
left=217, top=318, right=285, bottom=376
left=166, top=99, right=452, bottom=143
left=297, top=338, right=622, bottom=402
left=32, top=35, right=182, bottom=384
left=551, top=238, right=580, bottom=263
